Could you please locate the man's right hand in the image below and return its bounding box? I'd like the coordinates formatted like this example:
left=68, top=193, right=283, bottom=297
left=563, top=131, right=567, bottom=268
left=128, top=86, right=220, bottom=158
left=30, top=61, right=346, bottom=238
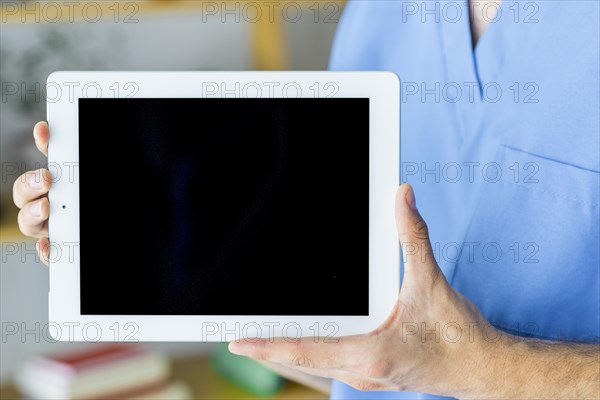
left=13, top=121, right=52, bottom=265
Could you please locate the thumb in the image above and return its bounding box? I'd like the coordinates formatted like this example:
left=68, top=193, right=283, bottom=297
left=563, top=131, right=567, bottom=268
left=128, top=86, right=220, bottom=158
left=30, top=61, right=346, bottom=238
left=395, top=184, right=443, bottom=287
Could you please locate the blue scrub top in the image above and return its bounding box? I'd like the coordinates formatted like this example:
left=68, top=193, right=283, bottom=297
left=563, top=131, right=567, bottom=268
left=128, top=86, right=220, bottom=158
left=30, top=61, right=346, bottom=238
left=329, top=1, right=600, bottom=399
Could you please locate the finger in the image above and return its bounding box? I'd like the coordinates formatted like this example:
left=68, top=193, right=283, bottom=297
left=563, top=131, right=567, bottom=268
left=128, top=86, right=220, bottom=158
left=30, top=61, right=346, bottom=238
left=37, top=237, right=50, bottom=266
left=13, top=169, right=52, bottom=209
left=258, top=360, right=341, bottom=392
left=264, top=359, right=361, bottom=381
left=17, top=198, right=49, bottom=238
left=289, top=364, right=365, bottom=382
left=342, top=377, right=391, bottom=392
left=33, top=121, right=49, bottom=157
left=395, top=184, right=445, bottom=287
left=229, top=336, right=362, bottom=371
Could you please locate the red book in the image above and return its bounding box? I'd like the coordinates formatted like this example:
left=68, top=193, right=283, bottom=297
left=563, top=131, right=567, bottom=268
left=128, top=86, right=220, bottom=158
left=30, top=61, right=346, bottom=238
left=15, top=345, right=173, bottom=399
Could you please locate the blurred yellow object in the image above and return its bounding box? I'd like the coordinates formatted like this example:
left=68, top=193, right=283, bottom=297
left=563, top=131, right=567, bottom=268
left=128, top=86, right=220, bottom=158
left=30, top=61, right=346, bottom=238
left=251, top=2, right=287, bottom=70
left=0, top=222, right=27, bottom=244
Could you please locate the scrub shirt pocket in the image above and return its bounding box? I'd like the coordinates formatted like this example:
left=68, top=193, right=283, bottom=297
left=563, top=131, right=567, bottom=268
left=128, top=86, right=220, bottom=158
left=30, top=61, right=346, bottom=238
left=451, top=145, right=600, bottom=341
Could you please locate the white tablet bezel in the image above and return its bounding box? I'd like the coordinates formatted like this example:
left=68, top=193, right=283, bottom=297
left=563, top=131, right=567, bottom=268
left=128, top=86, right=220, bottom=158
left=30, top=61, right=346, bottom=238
left=46, top=71, right=399, bottom=342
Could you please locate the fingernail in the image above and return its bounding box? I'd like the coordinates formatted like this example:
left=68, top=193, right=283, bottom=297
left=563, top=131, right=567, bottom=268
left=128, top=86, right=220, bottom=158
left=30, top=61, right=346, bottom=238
left=405, top=186, right=417, bottom=210
left=228, top=341, right=253, bottom=356
left=29, top=200, right=42, bottom=217
left=28, top=172, right=44, bottom=190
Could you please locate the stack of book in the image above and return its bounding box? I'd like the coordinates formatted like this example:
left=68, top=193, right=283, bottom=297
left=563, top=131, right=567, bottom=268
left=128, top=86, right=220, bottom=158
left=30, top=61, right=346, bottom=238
left=15, top=344, right=191, bottom=399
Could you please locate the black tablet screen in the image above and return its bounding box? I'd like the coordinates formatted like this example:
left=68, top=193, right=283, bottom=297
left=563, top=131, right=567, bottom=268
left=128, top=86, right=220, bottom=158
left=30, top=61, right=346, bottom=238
left=79, top=98, right=369, bottom=315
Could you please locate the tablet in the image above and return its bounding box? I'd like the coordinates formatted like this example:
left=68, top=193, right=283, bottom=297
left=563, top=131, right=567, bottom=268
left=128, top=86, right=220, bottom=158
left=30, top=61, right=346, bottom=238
left=46, top=71, right=399, bottom=342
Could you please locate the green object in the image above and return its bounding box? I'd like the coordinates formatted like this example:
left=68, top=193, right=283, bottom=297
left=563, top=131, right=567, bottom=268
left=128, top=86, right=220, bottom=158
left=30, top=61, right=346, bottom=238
left=210, top=343, right=284, bottom=396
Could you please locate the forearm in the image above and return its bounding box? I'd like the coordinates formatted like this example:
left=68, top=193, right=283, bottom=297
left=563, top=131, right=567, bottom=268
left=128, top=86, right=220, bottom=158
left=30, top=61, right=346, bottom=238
left=457, top=333, right=600, bottom=399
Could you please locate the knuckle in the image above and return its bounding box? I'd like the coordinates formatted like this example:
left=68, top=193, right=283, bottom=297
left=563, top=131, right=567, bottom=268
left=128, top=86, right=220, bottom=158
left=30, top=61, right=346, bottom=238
left=290, top=352, right=313, bottom=368
left=364, top=358, right=392, bottom=379
left=40, top=197, right=49, bottom=218
left=12, top=178, right=25, bottom=208
left=352, top=380, right=379, bottom=392
left=392, top=380, right=409, bottom=392
left=253, top=341, right=270, bottom=361
left=287, top=340, right=315, bottom=367
left=17, top=213, right=35, bottom=237
left=42, top=167, right=51, bottom=180
left=411, top=218, right=429, bottom=241
left=38, top=169, right=52, bottom=189
left=356, top=335, right=392, bottom=379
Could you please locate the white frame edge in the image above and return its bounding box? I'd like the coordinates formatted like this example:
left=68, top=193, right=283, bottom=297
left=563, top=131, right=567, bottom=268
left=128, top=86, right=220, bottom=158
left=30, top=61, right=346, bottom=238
left=46, top=71, right=400, bottom=342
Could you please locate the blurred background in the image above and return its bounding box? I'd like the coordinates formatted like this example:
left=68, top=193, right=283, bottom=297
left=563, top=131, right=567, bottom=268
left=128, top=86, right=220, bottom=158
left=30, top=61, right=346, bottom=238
left=0, top=1, right=343, bottom=398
